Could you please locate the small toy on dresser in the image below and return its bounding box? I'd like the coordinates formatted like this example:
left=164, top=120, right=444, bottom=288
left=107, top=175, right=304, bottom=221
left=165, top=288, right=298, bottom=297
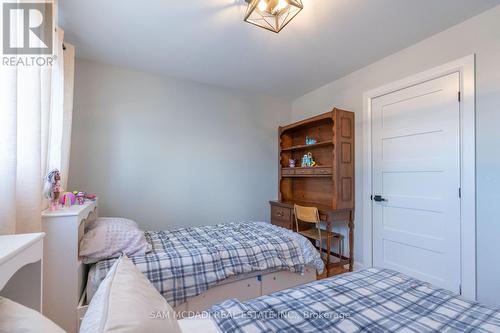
left=43, top=169, right=63, bottom=211
left=69, top=191, right=97, bottom=205
left=85, top=193, right=97, bottom=201
left=43, top=169, right=97, bottom=210
left=289, top=159, right=296, bottom=168
left=75, top=192, right=85, bottom=205
left=59, top=192, right=76, bottom=207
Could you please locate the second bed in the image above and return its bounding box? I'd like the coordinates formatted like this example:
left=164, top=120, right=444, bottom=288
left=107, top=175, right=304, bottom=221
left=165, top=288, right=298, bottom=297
left=83, top=221, right=324, bottom=315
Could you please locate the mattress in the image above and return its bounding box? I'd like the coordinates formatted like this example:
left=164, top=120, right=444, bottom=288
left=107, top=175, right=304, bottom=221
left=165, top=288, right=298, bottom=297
left=86, top=221, right=324, bottom=306
left=206, top=268, right=500, bottom=332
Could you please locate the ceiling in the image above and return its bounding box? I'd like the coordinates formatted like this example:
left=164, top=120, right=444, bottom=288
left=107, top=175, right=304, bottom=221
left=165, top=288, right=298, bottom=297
left=60, top=0, right=500, bottom=99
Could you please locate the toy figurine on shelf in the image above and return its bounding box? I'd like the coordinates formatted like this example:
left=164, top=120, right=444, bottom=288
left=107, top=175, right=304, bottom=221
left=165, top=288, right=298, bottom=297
left=75, top=191, right=85, bottom=205
left=301, top=152, right=317, bottom=167
left=43, top=169, right=63, bottom=211
left=59, top=192, right=76, bottom=207
left=305, top=136, right=317, bottom=145
left=301, top=154, right=308, bottom=167
left=308, top=152, right=317, bottom=166
left=289, top=159, right=296, bottom=168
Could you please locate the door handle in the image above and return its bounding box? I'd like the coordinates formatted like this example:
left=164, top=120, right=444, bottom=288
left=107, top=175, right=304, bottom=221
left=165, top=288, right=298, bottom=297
left=372, top=195, right=387, bottom=202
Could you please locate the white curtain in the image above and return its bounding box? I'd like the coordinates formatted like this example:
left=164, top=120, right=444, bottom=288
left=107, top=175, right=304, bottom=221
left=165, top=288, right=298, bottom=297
left=0, top=28, right=75, bottom=235
left=61, top=42, right=75, bottom=189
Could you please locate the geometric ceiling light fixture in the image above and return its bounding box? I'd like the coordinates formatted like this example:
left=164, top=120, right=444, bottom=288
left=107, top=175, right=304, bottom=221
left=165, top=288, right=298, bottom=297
left=244, top=0, right=303, bottom=33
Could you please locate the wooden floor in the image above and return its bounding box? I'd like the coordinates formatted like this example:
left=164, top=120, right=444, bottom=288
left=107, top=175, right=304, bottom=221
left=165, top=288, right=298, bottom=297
left=317, top=265, right=349, bottom=280
left=315, top=252, right=351, bottom=280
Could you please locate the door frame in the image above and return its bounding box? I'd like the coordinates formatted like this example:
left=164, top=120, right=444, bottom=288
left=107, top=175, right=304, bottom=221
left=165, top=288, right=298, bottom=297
left=362, top=55, right=476, bottom=300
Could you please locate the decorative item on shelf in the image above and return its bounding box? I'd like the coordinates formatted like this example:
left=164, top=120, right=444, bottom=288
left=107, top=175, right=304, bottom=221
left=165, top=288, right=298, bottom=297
left=74, top=191, right=86, bottom=205
left=243, top=0, right=303, bottom=33
left=59, top=192, right=76, bottom=207
left=301, top=154, right=308, bottom=167
left=301, top=152, right=318, bottom=168
left=289, top=159, right=296, bottom=168
left=308, top=152, right=317, bottom=167
left=301, top=152, right=317, bottom=167
left=305, top=136, right=317, bottom=145
left=85, top=193, right=97, bottom=201
left=43, top=169, right=63, bottom=211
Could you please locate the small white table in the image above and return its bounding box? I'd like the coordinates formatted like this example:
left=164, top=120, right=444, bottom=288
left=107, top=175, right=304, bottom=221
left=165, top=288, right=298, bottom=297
left=0, top=232, right=45, bottom=312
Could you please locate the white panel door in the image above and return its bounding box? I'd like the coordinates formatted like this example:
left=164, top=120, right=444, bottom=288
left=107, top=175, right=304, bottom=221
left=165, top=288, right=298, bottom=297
left=372, top=72, right=461, bottom=293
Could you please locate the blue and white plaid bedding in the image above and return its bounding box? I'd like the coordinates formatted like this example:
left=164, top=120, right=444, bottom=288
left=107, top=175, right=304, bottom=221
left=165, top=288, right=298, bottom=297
left=208, top=268, right=500, bottom=332
left=88, top=222, right=323, bottom=306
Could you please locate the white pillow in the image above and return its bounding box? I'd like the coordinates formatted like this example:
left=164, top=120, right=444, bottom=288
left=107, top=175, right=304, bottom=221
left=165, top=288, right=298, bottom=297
left=0, top=297, right=65, bottom=333
left=80, top=217, right=148, bottom=263
left=85, top=217, right=138, bottom=232
left=80, top=254, right=182, bottom=333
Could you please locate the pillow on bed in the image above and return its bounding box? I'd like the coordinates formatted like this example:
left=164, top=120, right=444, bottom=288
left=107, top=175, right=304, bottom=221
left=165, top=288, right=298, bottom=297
left=80, top=254, right=182, bottom=333
left=0, top=297, right=65, bottom=333
left=85, top=217, right=138, bottom=231
left=80, top=217, right=148, bottom=263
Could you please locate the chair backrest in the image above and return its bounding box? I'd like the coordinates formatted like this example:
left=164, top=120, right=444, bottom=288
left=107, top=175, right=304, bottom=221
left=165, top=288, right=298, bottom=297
left=294, top=204, right=320, bottom=226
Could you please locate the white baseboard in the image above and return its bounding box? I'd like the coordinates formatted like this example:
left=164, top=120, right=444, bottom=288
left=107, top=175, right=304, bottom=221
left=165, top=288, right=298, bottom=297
left=353, top=261, right=366, bottom=271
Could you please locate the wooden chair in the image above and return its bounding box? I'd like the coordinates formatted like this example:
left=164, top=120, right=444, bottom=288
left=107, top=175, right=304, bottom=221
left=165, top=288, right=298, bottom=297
left=294, top=204, right=344, bottom=277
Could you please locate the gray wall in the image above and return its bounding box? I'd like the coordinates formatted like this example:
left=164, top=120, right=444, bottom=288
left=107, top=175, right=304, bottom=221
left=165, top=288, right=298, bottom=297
left=292, top=5, right=500, bottom=306
left=69, top=59, right=291, bottom=231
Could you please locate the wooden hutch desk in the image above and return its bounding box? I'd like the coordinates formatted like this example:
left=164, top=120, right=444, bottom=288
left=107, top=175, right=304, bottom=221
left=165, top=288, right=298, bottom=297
left=270, top=108, right=355, bottom=274
left=270, top=200, right=354, bottom=272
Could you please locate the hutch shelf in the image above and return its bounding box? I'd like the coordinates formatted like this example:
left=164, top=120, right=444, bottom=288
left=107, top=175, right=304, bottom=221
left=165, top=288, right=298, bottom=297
left=270, top=108, right=355, bottom=275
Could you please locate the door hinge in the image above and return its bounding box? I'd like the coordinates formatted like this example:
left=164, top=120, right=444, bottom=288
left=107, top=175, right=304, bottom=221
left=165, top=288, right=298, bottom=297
left=458, top=91, right=461, bottom=102
left=458, top=188, right=462, bottom=198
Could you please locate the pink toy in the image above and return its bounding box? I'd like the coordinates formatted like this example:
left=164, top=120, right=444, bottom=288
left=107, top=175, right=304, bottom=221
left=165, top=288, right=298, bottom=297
left=85, top=193, right=97, bottom=200
left=59, top=192, right=76, bottom=206
left=76, top=192, right=85, bottom=205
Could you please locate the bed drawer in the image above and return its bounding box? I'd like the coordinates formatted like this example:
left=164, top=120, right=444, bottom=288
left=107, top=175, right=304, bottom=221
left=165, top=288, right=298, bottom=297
left=261, top=267, right=316, bottom=295
left=187, top=276, right=260, bottom=313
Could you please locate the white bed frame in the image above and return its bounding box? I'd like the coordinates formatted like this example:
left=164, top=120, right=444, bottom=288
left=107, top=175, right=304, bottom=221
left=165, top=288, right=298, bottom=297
left=42, top=199, right=317, bottom=332
left=42, top=199, right=98, bottom=333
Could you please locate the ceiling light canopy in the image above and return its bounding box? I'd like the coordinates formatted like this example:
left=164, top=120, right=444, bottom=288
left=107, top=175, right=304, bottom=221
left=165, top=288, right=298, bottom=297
left=244, top=0, right=303, bottom=33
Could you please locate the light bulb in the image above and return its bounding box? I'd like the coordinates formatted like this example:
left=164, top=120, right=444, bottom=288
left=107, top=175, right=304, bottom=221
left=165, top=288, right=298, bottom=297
left=272, top=0, right=288, bottom=14
left=257, top=0, right=268, bottom=11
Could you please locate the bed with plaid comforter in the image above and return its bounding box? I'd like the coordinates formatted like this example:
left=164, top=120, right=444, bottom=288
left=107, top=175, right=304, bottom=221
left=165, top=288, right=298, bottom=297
left=88, top=221, right=324, bottom=306
left=208, top=268, right=500, bottom=332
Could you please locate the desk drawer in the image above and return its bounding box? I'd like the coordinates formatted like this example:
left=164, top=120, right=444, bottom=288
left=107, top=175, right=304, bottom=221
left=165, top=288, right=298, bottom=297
left=295, top=168, right=314, bottom=176
left=313, top=167, right=332, bottom=176
left=272, top=219, right=291, bottom=230
left=271, top=205, right=291, bottom=221
left=271, top=205, right=292, bottom=229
